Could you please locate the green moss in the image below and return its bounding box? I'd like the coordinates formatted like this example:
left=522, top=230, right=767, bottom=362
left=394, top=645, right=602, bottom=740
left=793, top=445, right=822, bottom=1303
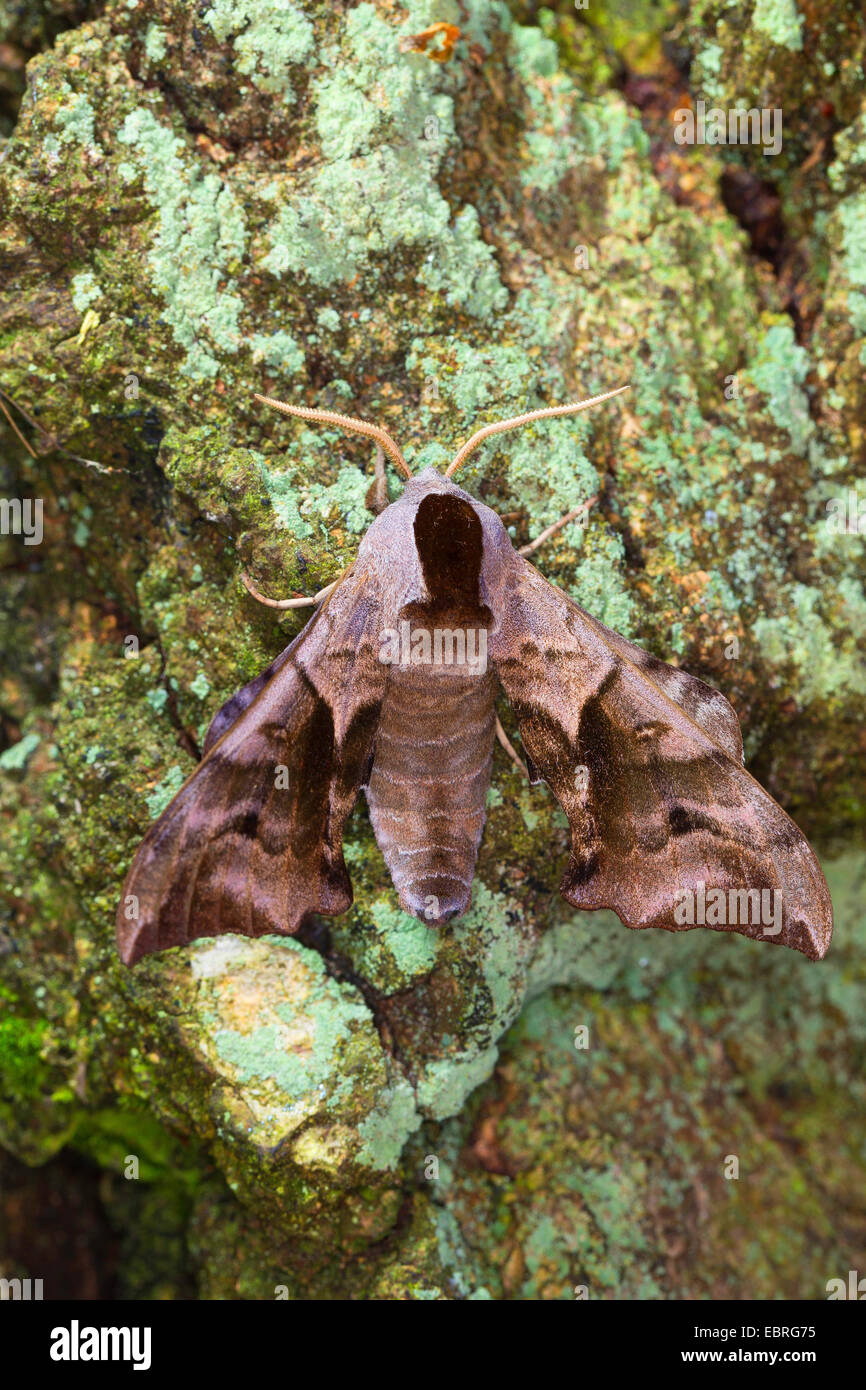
left=0, top=1008, right=49, bottom=1099
left=72, top=1104, right=202, bottom=1188
left=1, top=0, right=865, bottom=1300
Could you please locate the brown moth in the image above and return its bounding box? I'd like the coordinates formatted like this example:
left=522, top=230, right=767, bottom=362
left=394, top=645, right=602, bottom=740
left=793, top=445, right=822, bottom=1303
left=116, top=388, right=833, bottom=966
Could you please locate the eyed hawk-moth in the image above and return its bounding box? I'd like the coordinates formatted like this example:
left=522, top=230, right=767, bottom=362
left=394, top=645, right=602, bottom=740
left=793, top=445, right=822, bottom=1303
left=116, top=387, right=832, bottom=966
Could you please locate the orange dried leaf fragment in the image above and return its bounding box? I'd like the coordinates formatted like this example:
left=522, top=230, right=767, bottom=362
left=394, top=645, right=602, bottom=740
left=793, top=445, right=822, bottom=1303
left=398, top=22, right=460, bottom=62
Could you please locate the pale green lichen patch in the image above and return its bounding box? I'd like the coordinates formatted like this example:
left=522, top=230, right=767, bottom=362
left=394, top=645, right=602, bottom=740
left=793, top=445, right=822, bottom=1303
left=752, top=583, right=866, bottom=703
left=52, top=86, right=98, bottom=147
left=184, top=936, right=396, bottom=1162
left=189, top=671, right=211, bottom=700
left=70, top=270, right=103, bottom=313
left=416, top=1044, right=500, bottom=1122
left=837, top=193, right=866, bottom=287
left=117, top=106, right=248, bottom=379
left=261, top=451, right=374, bottom=538
left=0, top=731, right=40, bottom=770
left=744, top=321, right=813, bottom=452
left=357, top=1075, right=422, bottom=1169
left=145, top=764, right=185, bottom=818
left=249, top=330, right=305, bottom=376
left=203, top=0, right=315, bottom=98
left=752, top=0, right=804, bottom=52
left=258, top=2, right=507, bottom=317
left=452, top=882, right=535, bottom=1041
left=143, top=22, right=167, bottom=63
left=369, top=899, right=439, bottom=980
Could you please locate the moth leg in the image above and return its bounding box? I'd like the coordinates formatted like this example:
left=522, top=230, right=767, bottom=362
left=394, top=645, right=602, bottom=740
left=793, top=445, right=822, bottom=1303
left=495, top=715, right=529, bottom=779
left=0, top=391, right=38, bottom=457
left=0, top=384, right=119, bottom=473
left=241, top=571, right=339, bottom=610
left=518, top=495, right=597, bottom=557
left=366, top=443, right=389, bottom=515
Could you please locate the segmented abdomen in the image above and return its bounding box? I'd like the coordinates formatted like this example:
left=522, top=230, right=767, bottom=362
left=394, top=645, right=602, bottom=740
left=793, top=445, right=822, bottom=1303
left=364, top=664, right=497, bottom=923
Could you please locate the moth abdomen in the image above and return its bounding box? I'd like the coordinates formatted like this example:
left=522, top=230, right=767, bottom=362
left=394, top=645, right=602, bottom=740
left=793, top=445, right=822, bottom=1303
left=364, top=662, right=497, bottom=926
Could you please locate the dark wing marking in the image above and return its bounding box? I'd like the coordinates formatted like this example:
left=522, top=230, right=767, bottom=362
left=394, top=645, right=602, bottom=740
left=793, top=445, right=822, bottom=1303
left=116, top=562, right=387, bottom=965
left=203, top=647, right=292, bottom=754
left=569, top=601, right=744, bottom=763
left=489, top=559, right=832, bottom=960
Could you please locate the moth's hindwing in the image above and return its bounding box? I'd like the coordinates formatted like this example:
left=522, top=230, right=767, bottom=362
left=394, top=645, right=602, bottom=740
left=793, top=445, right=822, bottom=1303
left=490, top=559, right=832, bottom=960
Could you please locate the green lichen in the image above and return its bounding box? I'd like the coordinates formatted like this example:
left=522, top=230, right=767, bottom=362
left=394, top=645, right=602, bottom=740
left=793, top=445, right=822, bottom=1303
left=143, top=23, right=167, bottom=63
left=369, top=899, right=439, bottom=980
left=53, top=87, right=98, bottom=147
left=746, top=321, right=812, bottom=452
left=117, top=106, right=247, bottom=379
left=752, top=0, right=804, bottom=52
left=357, top=1076, right=421, bottom=1169
left=1, top=0, right=864, bottom=1301
left=70, top=270, right=102, bottom=313
left=0, top=731, right=39, bottom=769
left=416, top=1045, right=500, bottom=1122
left=838, top=193, right=866, bottom=286
left=258, top=2, right=507, bottom=318
left=145, top=764, right=186, bottom=818
left=203, top=0, right=314, bottom=98
left=189, top=671, right=211, bottom=700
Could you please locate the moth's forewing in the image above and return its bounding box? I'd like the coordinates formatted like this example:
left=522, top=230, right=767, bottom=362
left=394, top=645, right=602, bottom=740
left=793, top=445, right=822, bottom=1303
left=490, top=558, right=832, bottom=960
left=116, top=561, right=387, bottom=965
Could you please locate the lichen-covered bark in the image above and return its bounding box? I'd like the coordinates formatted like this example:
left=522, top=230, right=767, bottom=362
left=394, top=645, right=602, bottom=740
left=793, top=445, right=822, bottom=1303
left=0, top=0, right=863, bottom=1299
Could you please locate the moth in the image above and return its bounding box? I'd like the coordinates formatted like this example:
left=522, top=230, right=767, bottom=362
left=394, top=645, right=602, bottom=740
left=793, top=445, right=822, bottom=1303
left=116, top=388, right=833, bottom=966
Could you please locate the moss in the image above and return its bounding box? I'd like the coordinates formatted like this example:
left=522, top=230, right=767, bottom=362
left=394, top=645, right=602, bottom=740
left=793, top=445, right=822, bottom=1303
left=1, top=0, right=864, bottom=1299
left=0, top=1006, right=50, bottom=1102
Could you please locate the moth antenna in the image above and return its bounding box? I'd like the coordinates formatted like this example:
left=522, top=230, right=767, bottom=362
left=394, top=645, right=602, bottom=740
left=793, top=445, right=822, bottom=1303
left=444, top=383, right=631, bottom=478
left=241, top=572, right=340, bottom=610
left=254, top=392, right=412, bottom=480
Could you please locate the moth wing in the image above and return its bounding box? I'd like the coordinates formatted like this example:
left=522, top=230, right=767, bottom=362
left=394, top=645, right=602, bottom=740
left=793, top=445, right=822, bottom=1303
left=490, top=559, right=832, bottom=959
left=202, top=646, right=292, bottom=754
left=571, top=604, right=744, bottom=763
left=116, top=562, right=387, bottom=965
